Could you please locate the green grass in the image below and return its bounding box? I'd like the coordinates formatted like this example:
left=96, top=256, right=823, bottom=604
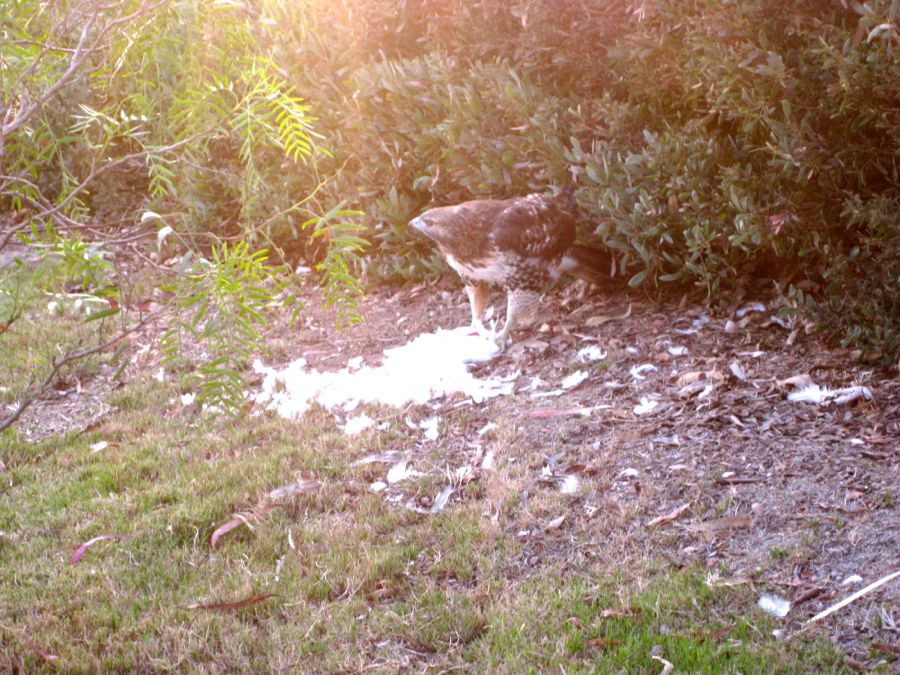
left=0, top=287, right=859, bottom=672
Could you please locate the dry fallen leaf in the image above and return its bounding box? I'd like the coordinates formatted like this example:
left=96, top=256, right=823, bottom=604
left=586, top=637, right=623, bottom=650
left=871, top=643, right=900, bottom=656
left=267, top=479, right=321, bottom=502
left=586, top=303, right=632, bottom=327
left=23, top=635, right=58, bottom=662
left=600, top=605, right=641, bottom=619
left=647, top=502, right=691, bottom=527
left=70, top=534, right=130, bottom=565
left=677, top=380, right=716, bottom=399
left=776, top=373, right=813, bottom=389
left=186, top=593, right=276, bottom=611
left=545, top=515, right=566, bottom=531
left=210, top=504, right=276, bottom=549
left=528, top=407, right=594, bottom=418
left=676, top=369, right=723, bottom=385
left=563, top=463, right=601, bottom=476
left=652, top=654, right=675, bottom=675
left=681, top=513, right=753, bottom=533
left=791, top=586, right=824, bottom=606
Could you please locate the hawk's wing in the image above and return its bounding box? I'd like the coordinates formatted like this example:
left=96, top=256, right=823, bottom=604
left=490, top=196, right=576, bottom=260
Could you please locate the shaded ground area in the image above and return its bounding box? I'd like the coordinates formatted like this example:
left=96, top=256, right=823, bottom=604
left=284, top=280, right=899, bottom=658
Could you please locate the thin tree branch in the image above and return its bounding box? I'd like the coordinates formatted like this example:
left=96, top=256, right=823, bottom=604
left=0, top=309, right=162, bottom=433
left=33, top=127, right=220, bottom=222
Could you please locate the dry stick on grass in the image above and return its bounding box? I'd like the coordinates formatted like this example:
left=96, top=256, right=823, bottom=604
left=788, top=569, right=900, bottom=641
left=0, top=311, right=160, bottom=433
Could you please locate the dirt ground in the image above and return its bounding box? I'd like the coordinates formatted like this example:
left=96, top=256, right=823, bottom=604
left=288, top=278, right=899, bottom=660
left=14, top=273, right=900, bottom=661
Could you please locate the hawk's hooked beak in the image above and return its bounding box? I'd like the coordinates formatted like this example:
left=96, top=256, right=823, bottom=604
left=408, top=216, right=428, bottom=234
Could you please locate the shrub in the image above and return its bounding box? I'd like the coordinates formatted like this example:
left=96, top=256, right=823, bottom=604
left=264, top=0, right=897, bottom=360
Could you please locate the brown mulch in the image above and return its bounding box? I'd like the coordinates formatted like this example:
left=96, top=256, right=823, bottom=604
left=293, top=279, right=899, bottom=660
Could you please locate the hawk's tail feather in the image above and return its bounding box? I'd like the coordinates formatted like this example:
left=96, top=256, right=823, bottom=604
left=567, top=243, right=620, bottom=287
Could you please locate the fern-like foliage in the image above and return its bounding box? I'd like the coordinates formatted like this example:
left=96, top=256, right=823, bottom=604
left=1, top=0, right=372, bottom=423
left=160, top=242, right=298, bottom=415
left=302, top=202, right=368, bottom=328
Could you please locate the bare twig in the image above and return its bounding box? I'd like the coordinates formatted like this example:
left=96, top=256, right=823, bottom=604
left=805, top=570, right=900, bottom=626
left=0, top=305, right=24, bottom=336
left=788, top=569, right=900, bottom=641
left=0, top=310, right=161, bottom=433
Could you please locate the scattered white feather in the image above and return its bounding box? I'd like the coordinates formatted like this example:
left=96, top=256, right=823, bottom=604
left=729, top=361, right=749, bottom=382
left=481, top=449, right=495, bottom=470
left=559, top=475, right=580, bottom=494
left=561, top=370, right=589, bottom=390
left=633, top=397, right=660, bottom=415
left=673, top=314, right=709, bottom=335
left=180, top=392, right=196, bottom=405
left=841, top=574, right=863, bottom=586
left=253, top=327, right=511, bottom=420
left=832, top=386, right=874, bottom=405
left=577, top=345, right=608, bottom=362
left=788, top=384, right=873, bottom=406
left=386, top=461, right=423, bottom=484
left=529, top=389, right=565, bottom=399
left=629, top=363, right=658, bottom=380
left=527, top=376, right=546, bottom=391
left=758, top=593, right=791, bottom=618
left=430, top=485, right=454, bottom=512
left=369, top=481, right=387, bottom=492
left=697, top=383, right=716, bottom=399
left=735, top=301, right=766, bottom=318
left=419, top=416, right=441, bottom=440
left=342, top=413, right=374, bottom=435
left=351, top=450, right=404, bottom=466
left=156, top=224, right=173, bottom=250
left=89, top=441, right=108, bottom=454
left=477, top=422, right=497, bottom=437
left=666, top=344, right=689, bottom=357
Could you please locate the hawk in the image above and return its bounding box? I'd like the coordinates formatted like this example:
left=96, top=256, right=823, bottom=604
left=409, top=186, right=615, bottom=346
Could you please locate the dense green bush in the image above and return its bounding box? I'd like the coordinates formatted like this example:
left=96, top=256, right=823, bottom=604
left=262, top=0, right=897, bottom=361
left=2, top=0, right=897, bottom=361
